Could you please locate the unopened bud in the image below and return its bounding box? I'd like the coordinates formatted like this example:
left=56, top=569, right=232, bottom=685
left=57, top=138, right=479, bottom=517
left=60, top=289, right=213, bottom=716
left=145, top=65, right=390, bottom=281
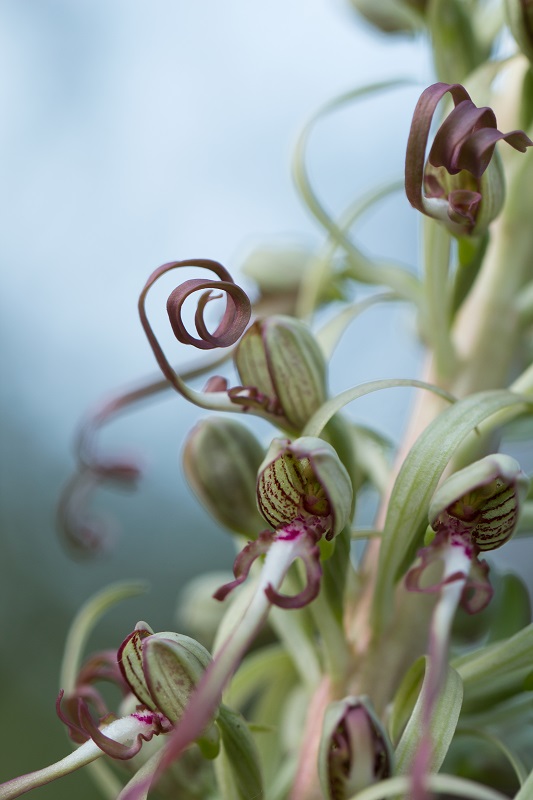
left=232, top=315, right=327, bottom=431
left=348, top=0, right=427, bottom=33
left=256, top=437, right=352, bottom=539
left=183, top=417, right=265, bottom=537
left=429, top=454, right=530, bottom=551
left=118, top=622, right=220, bottom=756
left=319, top=696, right=393, bottom=800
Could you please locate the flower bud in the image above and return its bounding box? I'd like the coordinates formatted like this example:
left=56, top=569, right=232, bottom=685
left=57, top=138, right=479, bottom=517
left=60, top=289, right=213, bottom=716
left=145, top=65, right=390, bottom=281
left=405, top=83, right=532, bottom=236
left=505, top=0, right=533, bottom=64
left=319, top=696, right=393, bottom=800
left=256, top=437, right=352, bottom=539
left=117, top=623, right=220, bottom=756
left=231, top=315, right=327, bottom=431
left=348, top=0, right=427, bottom=34
left=183, top=417, right=265, bottom=537
left=429, top=454, right=530, bottom=551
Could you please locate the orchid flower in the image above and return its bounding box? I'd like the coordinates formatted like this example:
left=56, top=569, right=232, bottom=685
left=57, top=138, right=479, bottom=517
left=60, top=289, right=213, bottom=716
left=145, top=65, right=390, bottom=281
left=405, top=82, right=532, bottom=235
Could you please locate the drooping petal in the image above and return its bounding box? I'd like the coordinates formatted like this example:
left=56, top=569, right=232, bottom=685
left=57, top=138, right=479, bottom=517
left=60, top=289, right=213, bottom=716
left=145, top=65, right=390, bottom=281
left=213, top=530, right=277, bottom=601
left=264, top=526, right=323, bottom=609
left=405, top=82, right=471, bottom=214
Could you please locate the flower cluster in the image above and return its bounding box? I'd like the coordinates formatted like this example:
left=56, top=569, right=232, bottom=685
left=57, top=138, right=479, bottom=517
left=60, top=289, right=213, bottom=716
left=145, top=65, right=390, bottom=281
left=3, top=4, right=533, bottom=800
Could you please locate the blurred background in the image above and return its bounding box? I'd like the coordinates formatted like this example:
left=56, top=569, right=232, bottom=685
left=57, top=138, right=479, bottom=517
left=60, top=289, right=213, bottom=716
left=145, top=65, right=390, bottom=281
left=0, top=0, right=484, bottom=796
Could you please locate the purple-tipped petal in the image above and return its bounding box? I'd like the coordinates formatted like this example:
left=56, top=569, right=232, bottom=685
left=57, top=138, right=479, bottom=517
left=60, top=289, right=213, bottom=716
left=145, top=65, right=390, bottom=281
left=429, top=100, right=496, bottom=175
left=460, top=556, right=493, bottom=614
left=264, top=527, right=323, bottom=609
left=405, top=82, right=471, bottom=213
left=213, top=530, right=276, bottom=601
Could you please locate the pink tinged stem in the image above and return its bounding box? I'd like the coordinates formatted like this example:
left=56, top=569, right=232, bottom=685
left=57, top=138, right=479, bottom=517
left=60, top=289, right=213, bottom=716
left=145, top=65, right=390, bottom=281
left=411, top=542, right=471, bottom=800
left=0, top=715, right=160, bottom=800
left=128, top=535, right=315, bottom=799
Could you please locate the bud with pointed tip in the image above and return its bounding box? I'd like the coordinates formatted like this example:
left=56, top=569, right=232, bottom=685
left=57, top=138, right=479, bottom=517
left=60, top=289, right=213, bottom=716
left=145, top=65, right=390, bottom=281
left=117, top=622, right=220, bottom=757
left=319, top=696, right=393, bottom=800
left=230, top=315, right=328, bottom=431
left=256, top=436, right=353, bottom=540
left=183, top=417, right=265, bottom=537
left=429, top=454, right=530, bottom=551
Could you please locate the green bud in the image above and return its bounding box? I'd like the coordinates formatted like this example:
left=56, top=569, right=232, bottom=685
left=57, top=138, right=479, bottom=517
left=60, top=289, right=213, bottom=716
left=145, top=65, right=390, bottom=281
left=319, top=696, right=393, bottom=800
left=256, top=436, right=352, bottom=539
left=118, top=622, right=220, bottom=756
left=233, top=315, right=327, bottom=431
left=240, top=245, right=313, bottom=298
left=429, top=454, right=530, bottom=550
left=183, top=417, right=266, bottom=537
left=348, top=0, right=427, bottom=34
left=505, top=0, right=533, bottom=64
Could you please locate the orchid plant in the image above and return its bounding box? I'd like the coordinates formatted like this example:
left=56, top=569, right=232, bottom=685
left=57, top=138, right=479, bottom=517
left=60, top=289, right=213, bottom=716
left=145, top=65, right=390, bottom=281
left=4, top=1, right=533, bottom=799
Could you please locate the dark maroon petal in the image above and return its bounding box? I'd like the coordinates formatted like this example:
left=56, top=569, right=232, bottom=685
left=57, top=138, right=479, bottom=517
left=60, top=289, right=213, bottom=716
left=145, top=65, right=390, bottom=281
left=448, top=189, right=482, bottom=225
left=139, top=260, right=251, bottom=394
left=428, top=100, right=496, bottom=175
left=78, top=703, right=148, bottom=760
left=454, top=126, right=533, bottom=178
left=405, top=82, right=471, bottom=212
left=57, top=469, right=111, bottom=556
left=213, top=530, right=277, bottom=601
left=203, top=375, right=229, bottom=392
left=56, top=690, right=90, bottom=744
left=166, top=278, right=250, bottom=351
left=460, top=556, right=493, bottom=614
left=264, top=530, right=322, bottom=609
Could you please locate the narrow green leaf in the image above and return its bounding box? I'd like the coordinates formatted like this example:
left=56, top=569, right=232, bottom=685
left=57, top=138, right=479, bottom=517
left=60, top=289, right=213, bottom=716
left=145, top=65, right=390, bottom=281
left=292, top=80, right=420, bottom=303
left=456, top=728, right=528, bottom=786
left=453, top=622, right=533, bottom=709
left=216, top=705, right=264, bottom=800
left=346, top=773, right=509, bottom=800
left=371, top=390, right=530, bottom=633
left=60, top=580, right=148, bottom=692
left=394, top=662, right=463, bottom=775
left=515, top=767, right=533, bottom=799
left=303, top=378, right=455, bottom=440
left=388, top=656, right=425, bottom=745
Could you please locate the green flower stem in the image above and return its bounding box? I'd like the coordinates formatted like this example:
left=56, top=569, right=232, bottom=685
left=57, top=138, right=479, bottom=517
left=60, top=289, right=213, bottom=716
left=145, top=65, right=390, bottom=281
left=422, top=216, right=458, bottom=382
left=452, top=152, right=533, bottom=396
left=269, top=599, right=323, bottom=688
left=423, top=544, right=469, bottom=713
left=307, top=584, right=350, bottom=687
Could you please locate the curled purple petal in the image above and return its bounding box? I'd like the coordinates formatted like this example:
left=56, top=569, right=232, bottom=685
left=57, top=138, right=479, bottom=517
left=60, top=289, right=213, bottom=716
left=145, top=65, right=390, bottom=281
left=405, top=82, right=471, bottom=214
left=213, top=531, right=276, bottom=601
left=264, top=532, right=322, bottom=609
left=460, top=556, right=493, bottom=614
left=428, top=99, right=496, bottom=175
left=405, top=532, right=493, bottom=615
left=139, top=260, right=251, bottom=393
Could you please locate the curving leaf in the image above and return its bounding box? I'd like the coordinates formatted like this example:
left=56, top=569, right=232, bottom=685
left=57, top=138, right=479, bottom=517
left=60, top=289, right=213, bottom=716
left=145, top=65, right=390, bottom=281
left=394, top=661, right=463, bottom=775
left=371, top=389, right=531, bottom=634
